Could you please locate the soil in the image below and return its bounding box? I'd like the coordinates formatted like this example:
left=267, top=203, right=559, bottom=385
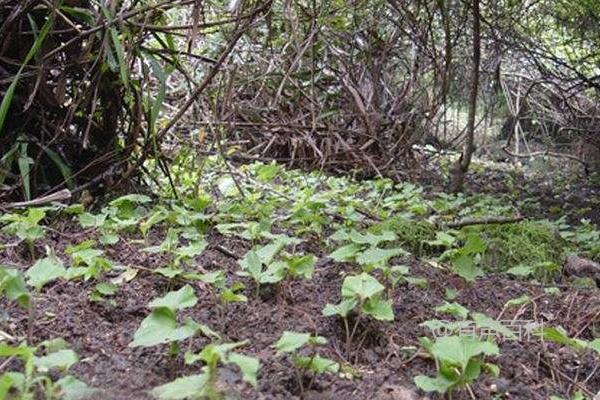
left=1, top=215, right=599, bottom=400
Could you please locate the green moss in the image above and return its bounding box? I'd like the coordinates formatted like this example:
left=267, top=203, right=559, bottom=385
left=470, top=220, right=565, bottom=272
left=374, top=217, right=436, bottom=256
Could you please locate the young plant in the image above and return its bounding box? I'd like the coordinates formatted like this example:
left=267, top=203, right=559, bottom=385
left=88, top=282, right=119, bottom=305
left=25, top=249, right=67, bottom=340
left=534, top=326, right=600, bottom=355
left=64, top=240, right=113, bottom=281
left=150, top=341, right=259, bottom=400
left=236, top=235, right=317, bottom=299
left=130, top=285, right=218, bottom=350
left=414, top=335, right=499, bottom=398
left=322, top=272, right=393, bottom=355
left=274, top=331, right=339, bottom=395
left=0, top=207, right=48, bottom=259
left=0, top=266, right=30, bottom=310
left=200, top=271, right=247, bottom=327
left=129, top=285, right=220, bottom=353
left=104, top=194, right=152, bottom=231
left=216, top=219, right=273, bottom=243
left=439, top=233, right=487, bottom=282
left=0, top=339, right=95, bottom=399
left=329, top=229, right=407, bottom=271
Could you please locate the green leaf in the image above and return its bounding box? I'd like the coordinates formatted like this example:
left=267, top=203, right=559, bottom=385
left=34, top=349, right=79, bottom=372
left=322, top=299, right=357, bottom=318
left=239, top=250, right=262, bottom=277
left=430, top=336, right=499, bottom=369
left=544, top=287, right=560, bottom=295
left=452, top=254, right=483, bottom=282
left=228, top=353, right=260, bottom=387
left=0, top=267, right=30, bottom=307
left=414, top=374, right=456, bottom=394
left=150, top=374, right=209, bottom=400
left=0, top=374, right=14, bottom=399
left=148, top=285, right=197, bottom=311
left=95, top=282, right=118, bottom=296
left=78, top=213, right=107, bottom=228
left=99, top=233, right=119, bottom=245
left=174, top=240, right=208, bottom=259
left=362, top=297, right=394, bottom=321
left=294, top=355, right=339, bottom=374
left=356, top=247, right=407, bottom=266
left=108, top=26, right=129, bottom=89
left=483, top=363, right=500, bottom=378
left=434, top=302, right=469, bottom=319
left=506, top=265, right=533, bottom=277
left=329, top=243, right=362, bottom=262
left=130, top=309, right=201, bottom=347
left=256, top=163, right=280, bottom=182
left=348, top=230, right=396, bottom=246
left=472, top=313, right=517, bottom=340
left=287, top=254, right=316, bottom=279
left=405, top=276, right=428, bottom=288
left=64, top=204, right=85, bottom=215
left=56, top=376, right=97, bottom=400
left=27, top=253, right=66, bottom=290
left=108, top=194, right=151, bottom=211
left=146, top=55, right=168, bottom=135
left=260, top=261, right=287, bottom=284
left=43, top=147, right=73, bottom=189
left=503, top=295, right=531, bottom=308
left=0, top=13, right=55, bottom=135
left=589, top=338, right=600, bottom=354
left=256, top=241, right=285, bottom=265
left=341, top=273, right=384, bottom=300
left=426, top=231, right=456, bottom=248
left=274, top=331, right=311, bottom=353
left=533, top=326, right=587, bottom=351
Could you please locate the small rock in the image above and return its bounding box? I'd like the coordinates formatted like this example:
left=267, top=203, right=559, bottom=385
left=490, top=378, right=511, bottom=394
left=564, top=255, right=600, bottom=279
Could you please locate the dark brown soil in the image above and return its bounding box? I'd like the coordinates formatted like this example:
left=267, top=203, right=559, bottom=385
left=1, top=216, right=599, bottom=400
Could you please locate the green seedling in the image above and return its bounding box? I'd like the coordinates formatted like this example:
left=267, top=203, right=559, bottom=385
left=216, top=219, right=273, bottom=243
left=0, top=266, right=30, bottom=309
left=0, top=339, right=95, bottom=400
left=139, top=206, right=168, bottom=242
left=130, top=285, right=219, bottom=349
left=274, top=331, right=339, bottom=395
left=64, top=241, right=113, bottom=281
left=200, top=271, right=247, bottom=326
left=322, top=272, right=393, bottom=355
left=534, top=326, right=600, bottom=355
left=104, top=194, right=152, bottom=231
left=414, top=335, right=499, bottom=398
left=329, top=229, right=407, bottom=270
left=89, top=282, right=118, bottom=305
left=151, top=341, right=259, bottom=400
left=143, top=228, right=181, bottom=254
left=434, top=302, right=470, bottom=319
left=440, top=233, right=487, bottom=282
left=24, top=249, right=67, bottom=341
left=0, top=207, right=48, bottom=259
left=237, top=238, right=314, bottom=297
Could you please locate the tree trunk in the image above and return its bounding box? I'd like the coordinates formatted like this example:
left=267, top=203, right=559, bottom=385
left=450, top=0, right=480, bottom=192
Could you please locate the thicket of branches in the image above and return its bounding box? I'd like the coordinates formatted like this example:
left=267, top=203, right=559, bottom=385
left=1, top=0, right=599, bottom=202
